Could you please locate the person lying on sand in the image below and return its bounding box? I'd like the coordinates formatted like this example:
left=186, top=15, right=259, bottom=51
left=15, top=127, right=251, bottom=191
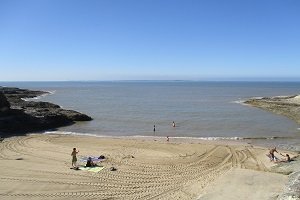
left=279, top=153, right=292, bottom=163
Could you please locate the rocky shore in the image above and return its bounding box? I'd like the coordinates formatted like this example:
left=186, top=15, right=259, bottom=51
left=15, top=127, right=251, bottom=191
left=0, top=87, right=92, bottom=138
left=244, top=95, right=300, bottom=124
left=245, top=95, right=300, bottom=200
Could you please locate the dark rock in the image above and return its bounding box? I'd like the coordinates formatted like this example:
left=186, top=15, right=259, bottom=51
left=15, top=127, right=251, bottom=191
left=0, top=92, right=10, bottom=112
left=0, top=86, right=93, bottom=138
left=58, top=109, right=92, bottom=121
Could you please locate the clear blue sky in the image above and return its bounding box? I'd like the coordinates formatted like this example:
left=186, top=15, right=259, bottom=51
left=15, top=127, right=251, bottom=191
left=0, top=0, right=299, bottom=81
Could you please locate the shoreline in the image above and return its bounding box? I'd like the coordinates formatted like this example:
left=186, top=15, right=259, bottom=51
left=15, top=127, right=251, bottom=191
left=1, top=88, right=300, bottom=199
left=44, top=130, right=300, bottom=154
left=45, top=130, right=296, bottom=140
left=244, top=94, right=300, bottom=200
left=244, top=94, right=300, bottom=124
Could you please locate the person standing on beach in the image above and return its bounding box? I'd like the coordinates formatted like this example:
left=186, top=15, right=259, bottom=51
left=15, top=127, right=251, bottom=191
left=172, top=121, right=176, bottom=127
left=153, top=125, right=156, bottom=133
left=268, top=147, right=279, bottom=162
left=71, top=148, right=79, bottom=168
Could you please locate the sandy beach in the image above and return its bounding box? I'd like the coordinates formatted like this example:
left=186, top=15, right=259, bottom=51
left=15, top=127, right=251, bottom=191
left=1, top=92, right=300, bottom=200
left=0, top=133, right=297, bottom=200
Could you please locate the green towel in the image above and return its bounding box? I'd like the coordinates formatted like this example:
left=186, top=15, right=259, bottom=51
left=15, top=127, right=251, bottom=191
left=78, top=166, right=105, bottom=172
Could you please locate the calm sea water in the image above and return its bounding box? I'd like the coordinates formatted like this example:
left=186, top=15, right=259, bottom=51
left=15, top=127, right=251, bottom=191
left=1, top=81, right=300, bottom=144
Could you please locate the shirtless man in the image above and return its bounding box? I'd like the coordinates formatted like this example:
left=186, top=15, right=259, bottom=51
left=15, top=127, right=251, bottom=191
left=269, top=147, right=279, bottom=162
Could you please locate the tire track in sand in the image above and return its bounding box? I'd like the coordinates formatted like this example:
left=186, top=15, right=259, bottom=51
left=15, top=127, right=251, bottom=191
left=0, top=135, right=268, bottom=200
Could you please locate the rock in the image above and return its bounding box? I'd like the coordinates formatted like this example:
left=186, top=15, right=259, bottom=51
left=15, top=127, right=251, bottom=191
left=244, top=95, right=300, bottom=124
left=0, top=86, right=92, bottom=137
left=245, top=95, right=300, bottom=200
left=58, top=109, right=92, bottom=121
left=0, top=92, right=10, bottom=112
left=278, top=171, right=300, bottom=200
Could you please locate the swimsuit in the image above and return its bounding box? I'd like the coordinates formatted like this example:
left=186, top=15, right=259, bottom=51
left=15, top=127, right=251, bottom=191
left=72, top=155, right=77, bottom=162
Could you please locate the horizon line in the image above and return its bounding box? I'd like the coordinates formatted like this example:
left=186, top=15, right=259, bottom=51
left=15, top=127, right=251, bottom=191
left=1, top=79, right=300, bottom=83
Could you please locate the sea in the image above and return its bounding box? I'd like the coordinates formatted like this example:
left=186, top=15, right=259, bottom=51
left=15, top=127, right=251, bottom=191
left=1, top=81, right=300, bottom=150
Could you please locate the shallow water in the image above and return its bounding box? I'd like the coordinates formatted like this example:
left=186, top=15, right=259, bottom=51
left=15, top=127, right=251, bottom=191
left=2, top=81, right=300, bottom=144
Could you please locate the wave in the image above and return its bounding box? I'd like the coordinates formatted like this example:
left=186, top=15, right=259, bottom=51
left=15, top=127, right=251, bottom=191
left=43, top=131, right=108, bottom=138
left=241, top=136, right=293, bottom=140
left=232, top=100, right=246, bottom=104
left=232, top=96, right=266, bottom=105
left=42, top=131, right=293, bottom=141
left=180, top=136, right=292, bottom=140
left=22, top=90, right=56, bottom=101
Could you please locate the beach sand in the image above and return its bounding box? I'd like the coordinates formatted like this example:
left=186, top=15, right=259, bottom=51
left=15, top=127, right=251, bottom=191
left=0, top=134, right=296, bottom=200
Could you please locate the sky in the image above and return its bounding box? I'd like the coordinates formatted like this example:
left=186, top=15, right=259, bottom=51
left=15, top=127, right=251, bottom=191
left=0, top=0, right=300, bottom=81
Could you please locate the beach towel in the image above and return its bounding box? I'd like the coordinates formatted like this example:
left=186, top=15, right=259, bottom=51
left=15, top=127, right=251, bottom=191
left=78, top=166, right=105, bottom=172
left=79, top=156, right=105, bottom=163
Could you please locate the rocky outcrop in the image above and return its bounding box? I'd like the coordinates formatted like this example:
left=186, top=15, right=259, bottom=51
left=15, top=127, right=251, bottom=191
left=245, top=95, right=300, bottom=200
left=0, top=87, right=92, bottom=137
left=0, top=92, right=10, bottom=112
left=244, top=95, right=300, bottom=124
